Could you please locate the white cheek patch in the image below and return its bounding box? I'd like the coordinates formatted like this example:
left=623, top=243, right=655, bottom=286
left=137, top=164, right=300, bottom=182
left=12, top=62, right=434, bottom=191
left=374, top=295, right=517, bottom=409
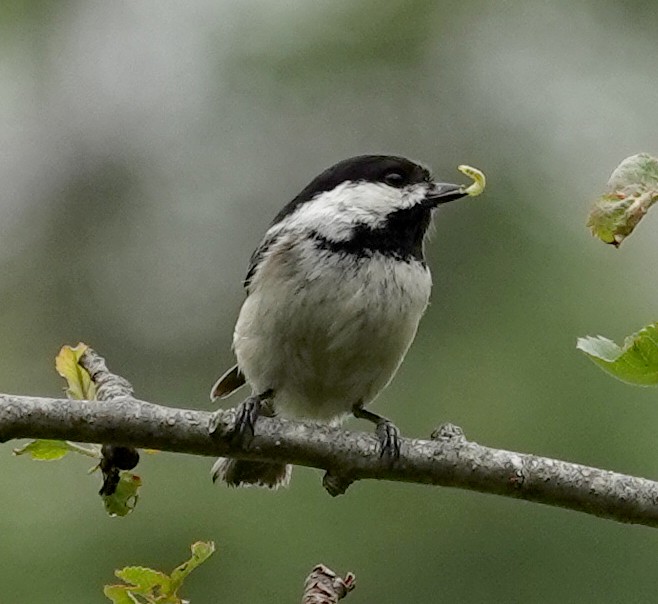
left=280, top=181, right=430, bottom=241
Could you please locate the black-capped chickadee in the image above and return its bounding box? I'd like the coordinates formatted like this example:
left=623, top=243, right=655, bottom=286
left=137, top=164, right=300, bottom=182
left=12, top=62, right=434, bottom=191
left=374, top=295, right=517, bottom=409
left=210, top=155, right=470, bottom=488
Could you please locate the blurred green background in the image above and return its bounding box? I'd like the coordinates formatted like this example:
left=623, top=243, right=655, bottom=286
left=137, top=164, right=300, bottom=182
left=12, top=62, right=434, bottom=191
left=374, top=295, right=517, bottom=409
left=2, top=1, right=658, bottom=602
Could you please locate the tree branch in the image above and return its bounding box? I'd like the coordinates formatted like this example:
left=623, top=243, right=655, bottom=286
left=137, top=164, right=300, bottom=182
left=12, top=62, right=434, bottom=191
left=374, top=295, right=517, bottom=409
left=2, top=389, right=658, bottom=527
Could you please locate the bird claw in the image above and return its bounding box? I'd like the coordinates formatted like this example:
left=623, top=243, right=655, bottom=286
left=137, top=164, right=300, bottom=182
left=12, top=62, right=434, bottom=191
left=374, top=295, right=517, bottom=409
left=209, top=390, right=273, bottom=444
left=376, top=419, right=401, bottom=460
left=230, top=396, right=263, bottom=445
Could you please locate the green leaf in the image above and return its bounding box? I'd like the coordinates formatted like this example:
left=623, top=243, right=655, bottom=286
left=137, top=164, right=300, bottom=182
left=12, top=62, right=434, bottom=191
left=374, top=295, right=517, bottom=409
left=103, top=585, right=141, bottom=604
left=116, top=567, right=171, bottom=596
left=169, top=541, right=216, bottom=593
left=55, top=343, right=96, bottom=400
left=14, top=346, right=101, bottom=465
left=13, top=439, right=74, bottom=461
left=577, top=322, right=658, bottom=386
left=14, top=439, right=100, bottom=461
left=103, top=472, right=142, bottom=517
left=587, top=153, right=658, bottom=246
left=104, top=542, right=215, bottom=603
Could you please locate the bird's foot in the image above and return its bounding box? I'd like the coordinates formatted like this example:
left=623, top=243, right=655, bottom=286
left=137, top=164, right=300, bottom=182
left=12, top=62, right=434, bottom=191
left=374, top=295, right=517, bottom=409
left=352, top=403, right=402, bottom=461
left=230, top=395, right=264, bottom=444
left=209, top=390, right=273, bottom=445
left=375, top=418, right=401, bottom=460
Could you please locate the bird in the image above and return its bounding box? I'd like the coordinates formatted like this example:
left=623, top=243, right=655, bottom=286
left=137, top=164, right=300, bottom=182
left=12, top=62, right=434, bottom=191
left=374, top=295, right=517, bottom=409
left=209, top=154, right=471, bottom=489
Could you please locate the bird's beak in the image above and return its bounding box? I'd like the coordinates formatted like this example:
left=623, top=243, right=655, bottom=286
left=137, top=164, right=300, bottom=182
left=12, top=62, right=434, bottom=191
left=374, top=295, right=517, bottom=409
left=425, top=182, right=468, bottom=206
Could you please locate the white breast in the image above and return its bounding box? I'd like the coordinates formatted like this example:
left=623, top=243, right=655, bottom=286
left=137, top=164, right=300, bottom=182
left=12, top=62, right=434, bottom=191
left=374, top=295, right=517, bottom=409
left=233, top=236, right=432, bottom=421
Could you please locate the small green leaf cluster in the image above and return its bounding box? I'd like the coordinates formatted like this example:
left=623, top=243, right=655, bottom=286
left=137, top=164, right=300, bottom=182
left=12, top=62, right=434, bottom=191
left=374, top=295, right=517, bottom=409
left=587, top=153, right=658, bottom=247
left=13, top=343, right=142, bottom=516
left=577, top=324, right=658, bottom=386
left=104, top=541, right=215, bottom=604
left=580, top=154, right=658, bottom=387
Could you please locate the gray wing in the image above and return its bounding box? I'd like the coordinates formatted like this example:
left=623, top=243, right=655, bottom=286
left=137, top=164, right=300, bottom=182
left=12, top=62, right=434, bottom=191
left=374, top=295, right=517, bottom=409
left=244, top=232, right=279, bottom=291
left=214, top=231, right=282, bottom=400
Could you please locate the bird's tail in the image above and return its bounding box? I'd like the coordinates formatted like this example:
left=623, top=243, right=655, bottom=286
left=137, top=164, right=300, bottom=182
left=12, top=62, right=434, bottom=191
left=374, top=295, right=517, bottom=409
left=211, top=457, right=292, bottom=489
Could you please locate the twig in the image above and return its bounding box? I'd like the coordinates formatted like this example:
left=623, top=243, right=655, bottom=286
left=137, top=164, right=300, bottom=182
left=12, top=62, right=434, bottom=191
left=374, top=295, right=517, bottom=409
left=81, top=348, right=134, bottom=401
left=302, top=565, right=355, bottom=603
left=81, top=347, right=140, bottom=496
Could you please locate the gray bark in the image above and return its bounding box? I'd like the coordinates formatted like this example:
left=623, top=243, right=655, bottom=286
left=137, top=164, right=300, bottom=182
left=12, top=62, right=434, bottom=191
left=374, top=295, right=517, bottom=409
left=2, top=391, right=658, bottom=527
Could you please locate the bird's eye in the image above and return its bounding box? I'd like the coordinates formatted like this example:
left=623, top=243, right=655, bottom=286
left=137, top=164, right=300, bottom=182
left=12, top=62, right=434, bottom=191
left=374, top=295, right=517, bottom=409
left=384, top=172, right=405, bottom=187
